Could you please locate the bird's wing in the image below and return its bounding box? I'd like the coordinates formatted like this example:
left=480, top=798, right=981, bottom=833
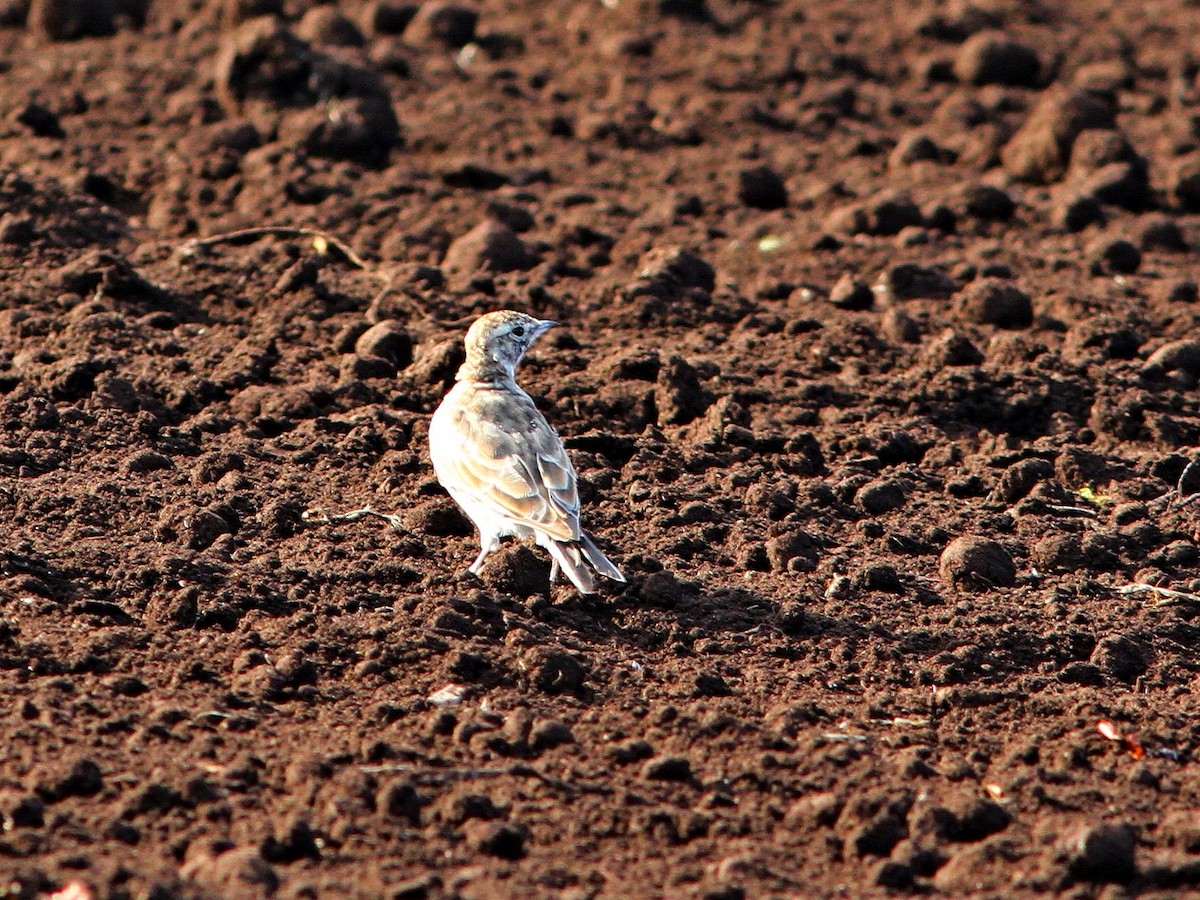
left=435, top=386, right=581, bottom=542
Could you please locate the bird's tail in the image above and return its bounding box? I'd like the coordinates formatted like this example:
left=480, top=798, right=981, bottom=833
left=545, top=532, right=626, bottom=594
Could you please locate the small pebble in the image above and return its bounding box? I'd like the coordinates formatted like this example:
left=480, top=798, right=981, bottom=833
left=404, top=2, right=478, bottom=48
left=958, top=278, right=1033, bottom=329
left=953, top=31, right=1040, bottom=86
left=1089, top=237, right=1141, bottom=274
left=856, top=479, right=907, bottom=514
left=1168, top=153, right=1200, bottom=211
left=1002, top=89, right=1114, bottom=184
left=296, top=5, right=365, bottom=45
left=829, top=273, right=874, bottom=310
left=642, top=755, right=693, bottom=781
left=13, top=102, right=64, bottom=138
left=442, top=220, right=536, bottom=280
left=737, top=165, right=788, bottom=210
left=355, top=320, right=413, bottom=369
left=1064, top=823, right=1137, bottom=883
left=939, top=536, right=1016, bottom=590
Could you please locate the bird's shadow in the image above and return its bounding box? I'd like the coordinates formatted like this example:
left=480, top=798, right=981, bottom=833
left=525, top=567, right=880, bottom=656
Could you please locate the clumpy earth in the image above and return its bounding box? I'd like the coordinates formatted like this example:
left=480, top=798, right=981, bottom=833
left=2, top=0, right=1200, bottom=897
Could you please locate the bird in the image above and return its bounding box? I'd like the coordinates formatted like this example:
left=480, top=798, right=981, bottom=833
left=428, top=310, right=626, bottom=593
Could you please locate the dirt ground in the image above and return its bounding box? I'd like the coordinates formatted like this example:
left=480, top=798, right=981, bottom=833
left=2, top=0, right=1200, bottom=897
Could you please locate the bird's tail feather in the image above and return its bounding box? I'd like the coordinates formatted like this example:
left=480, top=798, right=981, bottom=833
left=545, top=532, right=625, bottom=594
left=546, top=541, right=597, bottom=593
left=579, top=532, right=626, bottom=584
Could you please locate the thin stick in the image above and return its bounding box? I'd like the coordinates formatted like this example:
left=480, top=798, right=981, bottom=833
left=176, top=226, right=372, bottom=269
left=1117, top=582, right=1200, bottom=605
left=302, top=506, right=405, bottom=532
left=1043, top=504, right=1099, bottom=518
left=508, top=763, right=613, bottom=795
left=1148, top=457, right=1200, bottom=509
left=1176, top=458, right=1200, bottom=497
left=1147, top=489, right=1176, bottom=509
left=820, top=732, right=869, bottom=744
left=171, top=225, right=474, bottom=328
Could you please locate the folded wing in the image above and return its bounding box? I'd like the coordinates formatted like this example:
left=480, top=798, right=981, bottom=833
left=439, top=389, right=581, bottom=543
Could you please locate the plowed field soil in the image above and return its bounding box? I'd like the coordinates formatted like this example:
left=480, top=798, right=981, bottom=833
left=2, top=0, right=1200, bottom=897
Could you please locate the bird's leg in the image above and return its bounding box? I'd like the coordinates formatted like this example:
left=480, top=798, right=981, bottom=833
left=468, top=539, right=500, bottom=574
left=549, top=559, right=561, bottom=583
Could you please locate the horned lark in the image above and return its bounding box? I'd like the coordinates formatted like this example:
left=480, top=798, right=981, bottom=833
left=428, top=310, right=626, bottom=593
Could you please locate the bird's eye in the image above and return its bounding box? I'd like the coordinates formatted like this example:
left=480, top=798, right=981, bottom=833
left=512, top=326, right=526, bottom=337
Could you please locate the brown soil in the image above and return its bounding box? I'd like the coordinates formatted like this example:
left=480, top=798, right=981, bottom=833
left=3, top=0, right=1200, bottom=897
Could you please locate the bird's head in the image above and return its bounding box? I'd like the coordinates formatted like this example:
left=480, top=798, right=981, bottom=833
left=461, top=310, right=557, bottom=380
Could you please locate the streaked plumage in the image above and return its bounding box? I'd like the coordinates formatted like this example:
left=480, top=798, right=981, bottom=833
left=428, top=310, right=625, bottom=593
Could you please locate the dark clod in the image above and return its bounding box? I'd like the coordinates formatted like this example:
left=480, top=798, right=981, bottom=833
left=737, top=165, right=788, bottom=210
left=939, top=536, right=1016, bottom=590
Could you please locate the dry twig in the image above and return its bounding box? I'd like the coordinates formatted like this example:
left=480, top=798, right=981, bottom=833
left=172, top=225, right=474, bottom=328
left=302, top=506, right=405, bottom=532
left=177, top=225, right=372, bottom=268
left=1117, top=582, right=1200, bottom=606
left=1148, top=458, right=1200, bottom=509
left=1044, top=504, right=1099, bottom=518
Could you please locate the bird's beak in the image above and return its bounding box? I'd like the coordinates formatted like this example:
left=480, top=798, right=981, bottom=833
left=535, top=319, right=558, bottom=337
